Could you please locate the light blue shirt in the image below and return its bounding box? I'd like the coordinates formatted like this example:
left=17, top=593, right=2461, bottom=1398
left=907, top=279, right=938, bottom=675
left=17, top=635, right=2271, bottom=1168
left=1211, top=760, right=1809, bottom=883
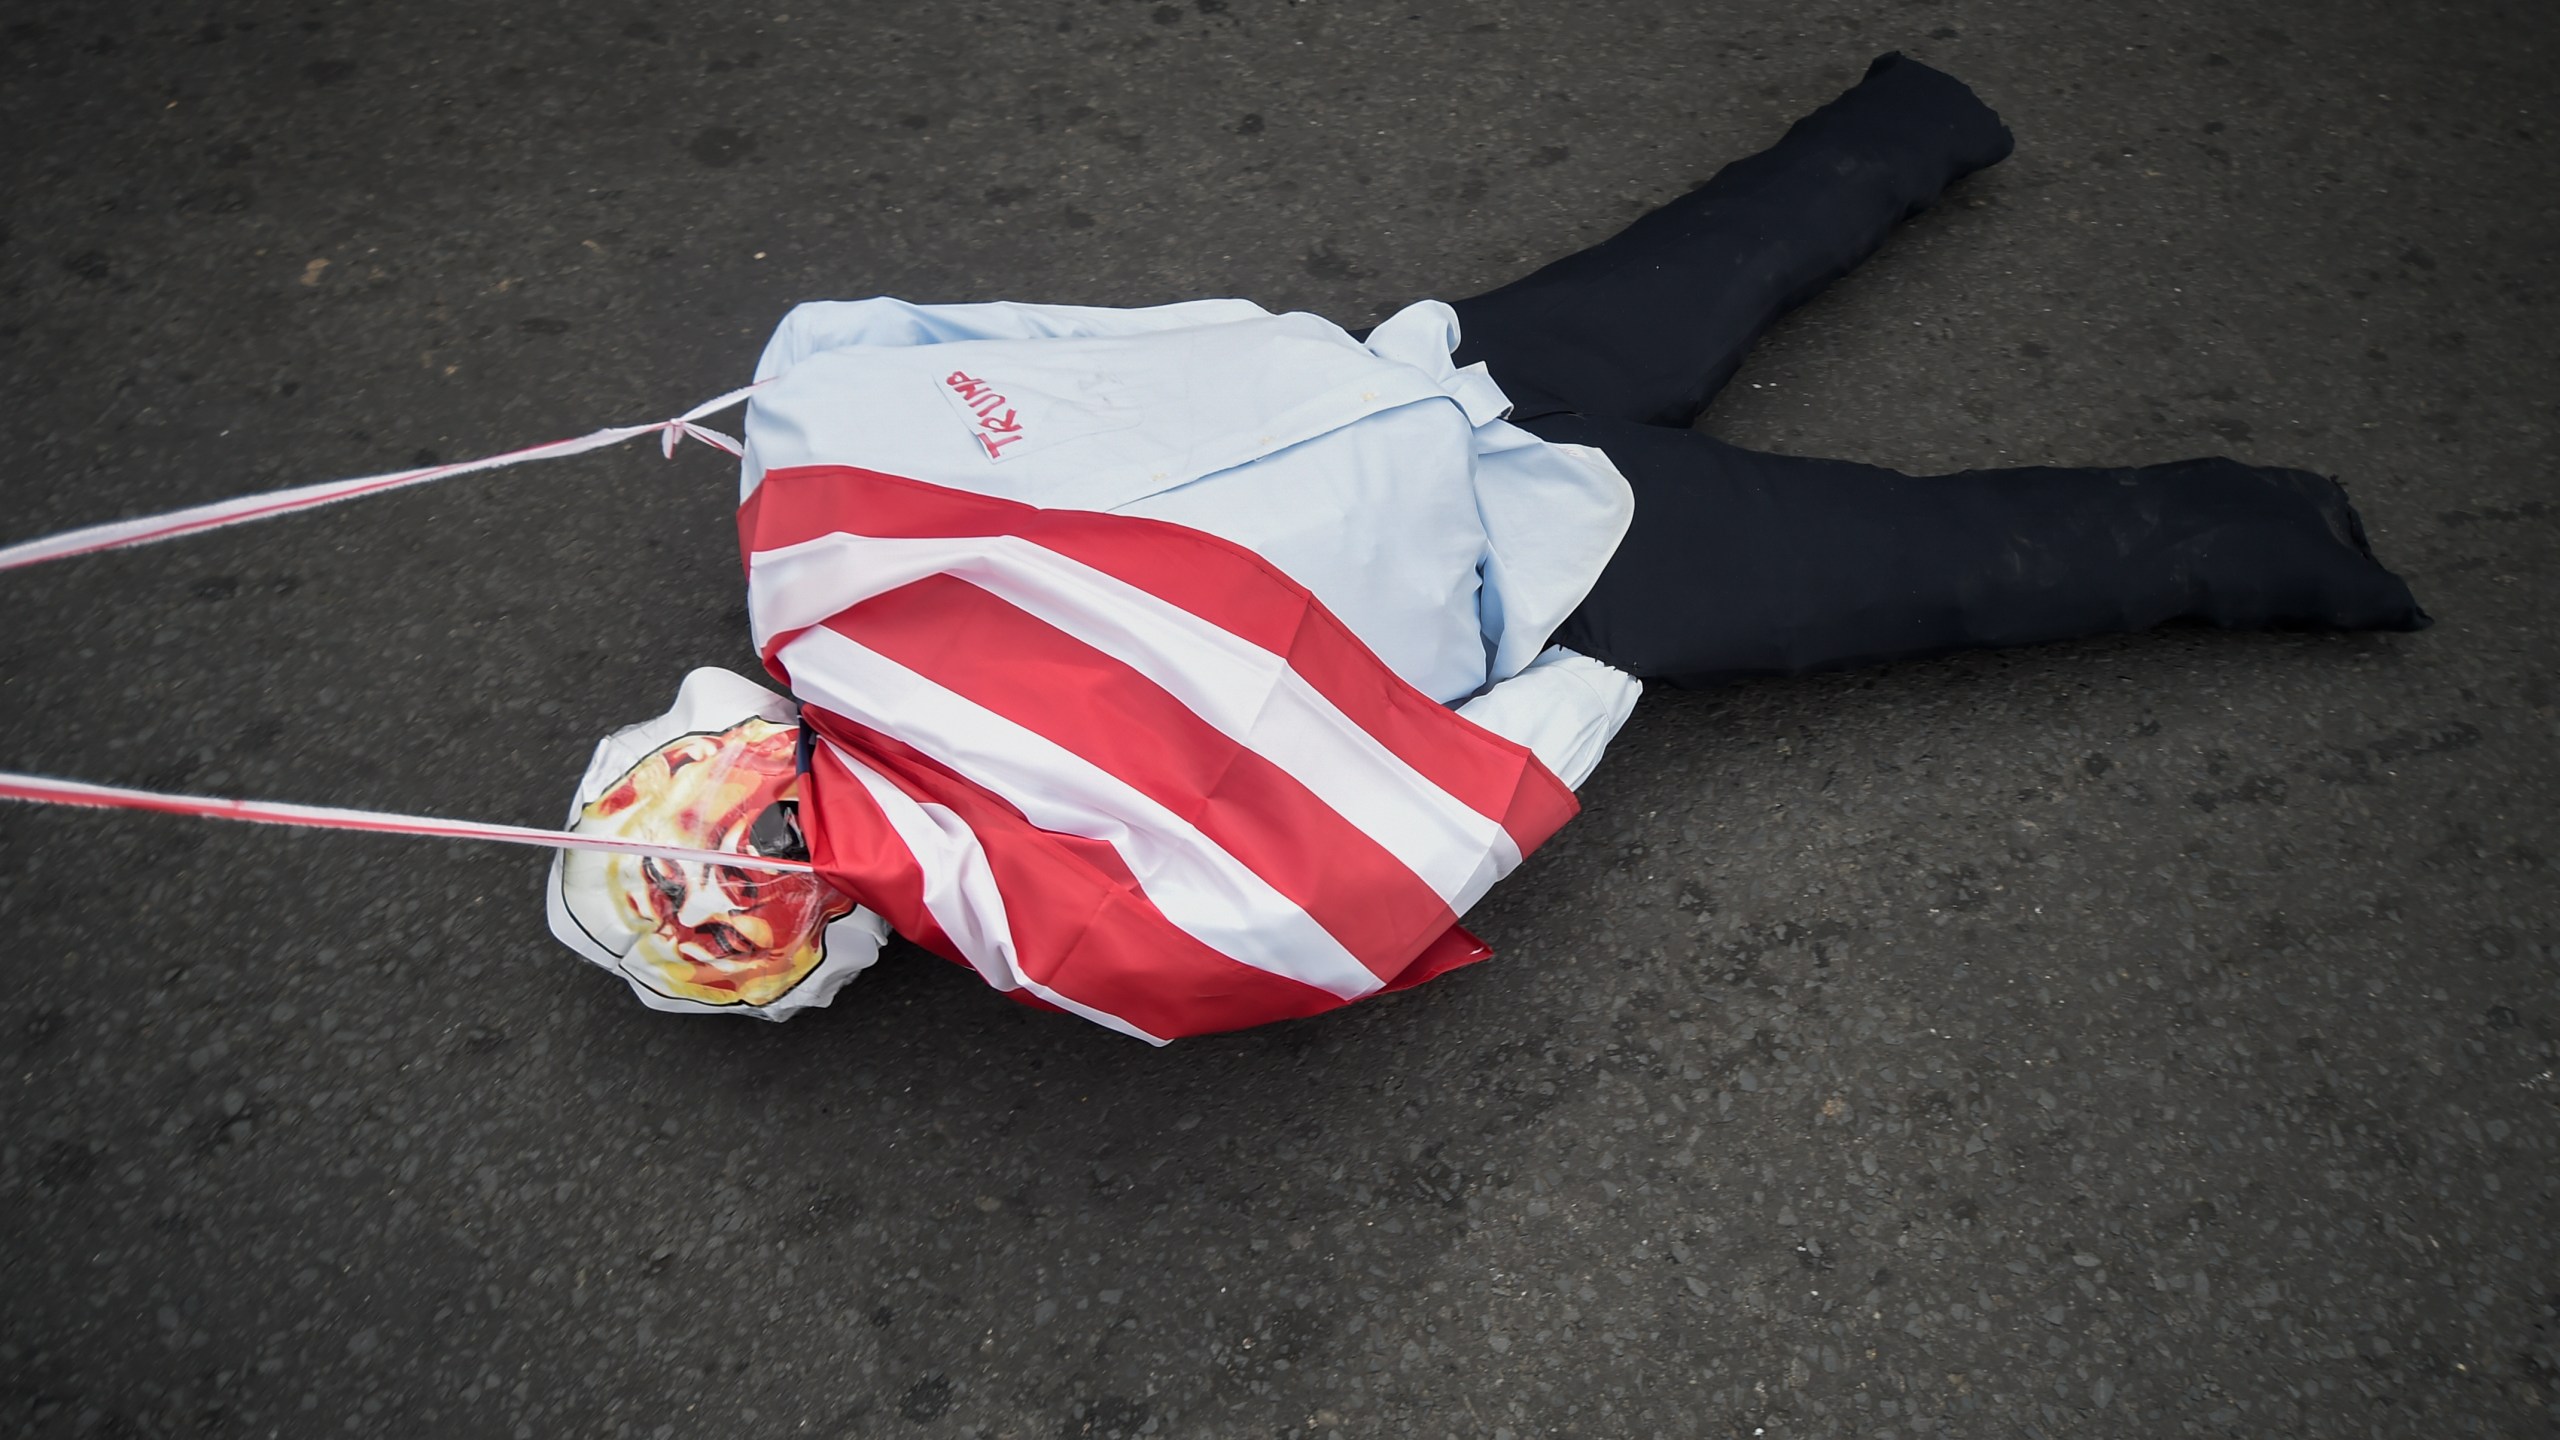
left=740, top=297, right=1641, bottom=786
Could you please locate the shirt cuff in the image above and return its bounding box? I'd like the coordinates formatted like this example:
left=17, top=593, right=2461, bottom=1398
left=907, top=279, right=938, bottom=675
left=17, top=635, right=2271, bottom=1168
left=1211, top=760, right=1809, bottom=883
left=1453, top=646, right=1642, bottom=790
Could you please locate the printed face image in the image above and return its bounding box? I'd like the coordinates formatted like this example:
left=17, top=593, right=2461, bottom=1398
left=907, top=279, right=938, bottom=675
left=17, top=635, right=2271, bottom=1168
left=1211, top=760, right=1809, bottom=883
left=556, top=718, right=854, bottom=1008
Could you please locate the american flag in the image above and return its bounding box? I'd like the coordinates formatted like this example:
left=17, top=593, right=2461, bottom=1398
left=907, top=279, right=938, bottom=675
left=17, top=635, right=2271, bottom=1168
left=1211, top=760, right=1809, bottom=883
left=740, top=464, right=1581, bottom=1043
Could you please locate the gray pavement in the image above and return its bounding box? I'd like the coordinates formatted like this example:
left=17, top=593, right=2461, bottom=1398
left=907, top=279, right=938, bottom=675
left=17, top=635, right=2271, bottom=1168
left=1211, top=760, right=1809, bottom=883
left=3, top=1, right=2556, bottom=1436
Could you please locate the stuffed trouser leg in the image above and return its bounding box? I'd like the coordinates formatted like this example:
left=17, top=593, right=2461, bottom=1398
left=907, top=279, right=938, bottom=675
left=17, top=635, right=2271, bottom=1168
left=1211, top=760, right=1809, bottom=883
left=1451, top=51, right=2015, bottom=426
left=1530, top=416, right=2430, bottom=685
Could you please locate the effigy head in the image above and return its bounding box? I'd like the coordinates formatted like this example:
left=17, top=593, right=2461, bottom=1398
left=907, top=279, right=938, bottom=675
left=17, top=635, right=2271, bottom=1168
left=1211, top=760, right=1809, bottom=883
left=548, top=668, right=883, bottom=1017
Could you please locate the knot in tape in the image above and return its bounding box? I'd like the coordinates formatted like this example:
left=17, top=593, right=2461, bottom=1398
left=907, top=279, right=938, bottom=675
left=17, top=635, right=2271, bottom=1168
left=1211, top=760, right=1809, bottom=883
left=660, top=416, right=745, bottom=460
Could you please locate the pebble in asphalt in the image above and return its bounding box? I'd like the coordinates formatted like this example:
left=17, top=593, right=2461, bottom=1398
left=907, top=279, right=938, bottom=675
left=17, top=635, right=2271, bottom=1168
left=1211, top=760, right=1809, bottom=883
left=2, top=1, right=2555, bottom=1436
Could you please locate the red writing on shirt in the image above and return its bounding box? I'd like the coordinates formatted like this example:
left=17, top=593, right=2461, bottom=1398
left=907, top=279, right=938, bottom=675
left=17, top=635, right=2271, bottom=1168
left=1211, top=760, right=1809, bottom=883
left=944, top=371, right=1025, bottom=458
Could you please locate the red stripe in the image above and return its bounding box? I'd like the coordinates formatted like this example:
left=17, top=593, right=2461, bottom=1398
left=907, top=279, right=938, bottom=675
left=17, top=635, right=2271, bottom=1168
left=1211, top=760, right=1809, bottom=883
left=823, top=574, right=1462, bottom=980
left=801, top=714, right=1348, bottom=1039
left=1387, top=923, right=1495, bottom=993
left=738, top=464, right=1579, bottom=852
left=787, top=753, right=958, bottom=961
left=793, top=752, right=1077, bottom=1020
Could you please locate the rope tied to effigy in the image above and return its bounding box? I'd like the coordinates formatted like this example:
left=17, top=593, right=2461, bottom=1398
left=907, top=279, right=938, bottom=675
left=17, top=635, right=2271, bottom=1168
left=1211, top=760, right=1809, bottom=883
left=0, top=379, right=811, bottom=872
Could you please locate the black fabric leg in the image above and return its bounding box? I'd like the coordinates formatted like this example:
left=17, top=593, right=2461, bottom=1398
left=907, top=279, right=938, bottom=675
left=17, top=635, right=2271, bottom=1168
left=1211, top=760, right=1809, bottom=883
left=1450, top=52, right=2015, bottom=426
left=1531, top=416, right=2431, bottom=684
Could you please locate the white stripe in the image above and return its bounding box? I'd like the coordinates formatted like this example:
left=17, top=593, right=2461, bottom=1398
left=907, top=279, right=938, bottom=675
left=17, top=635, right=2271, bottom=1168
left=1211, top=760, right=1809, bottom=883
left=824, top=744, right=1166, bottom=1045
left=750, top=530, right=1522, bottom=907
left=784, top=626, right=1385, bottom=1001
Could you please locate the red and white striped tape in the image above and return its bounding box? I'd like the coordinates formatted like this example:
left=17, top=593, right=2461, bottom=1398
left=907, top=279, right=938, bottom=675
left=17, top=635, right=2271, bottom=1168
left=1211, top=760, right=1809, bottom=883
left=0, top=381, right=764, bottom=574
left=0, top=381, right=802, bottom=868
left=0, top=770, right=814, bottom=872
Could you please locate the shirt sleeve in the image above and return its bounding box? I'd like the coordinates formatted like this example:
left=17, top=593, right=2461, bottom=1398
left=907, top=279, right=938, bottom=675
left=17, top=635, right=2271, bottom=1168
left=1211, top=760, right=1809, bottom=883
left=1453, top=646, right=1642, bottom=790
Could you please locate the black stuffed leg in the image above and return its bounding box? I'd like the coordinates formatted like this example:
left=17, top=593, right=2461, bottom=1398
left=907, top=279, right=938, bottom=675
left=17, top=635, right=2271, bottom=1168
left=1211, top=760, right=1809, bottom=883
left=1526, top=420, right=2428, bottom=684
left=1452, top=51, right=2016, bottom=426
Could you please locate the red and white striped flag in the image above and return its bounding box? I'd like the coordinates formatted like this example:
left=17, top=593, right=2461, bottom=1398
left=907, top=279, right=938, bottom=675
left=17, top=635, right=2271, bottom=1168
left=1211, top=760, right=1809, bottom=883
left=740, top=464, right=1581, bottom=1043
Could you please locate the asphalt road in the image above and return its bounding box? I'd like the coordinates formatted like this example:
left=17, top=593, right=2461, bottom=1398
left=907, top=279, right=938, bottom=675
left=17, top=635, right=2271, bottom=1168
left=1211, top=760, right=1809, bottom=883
left=4, top=2, right=2556, bottom=1437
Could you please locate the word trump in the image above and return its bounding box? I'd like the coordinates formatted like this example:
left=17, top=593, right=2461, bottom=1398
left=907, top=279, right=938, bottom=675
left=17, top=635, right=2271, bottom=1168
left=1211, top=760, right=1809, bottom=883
left=942, top=371, right=1025, bottom=458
